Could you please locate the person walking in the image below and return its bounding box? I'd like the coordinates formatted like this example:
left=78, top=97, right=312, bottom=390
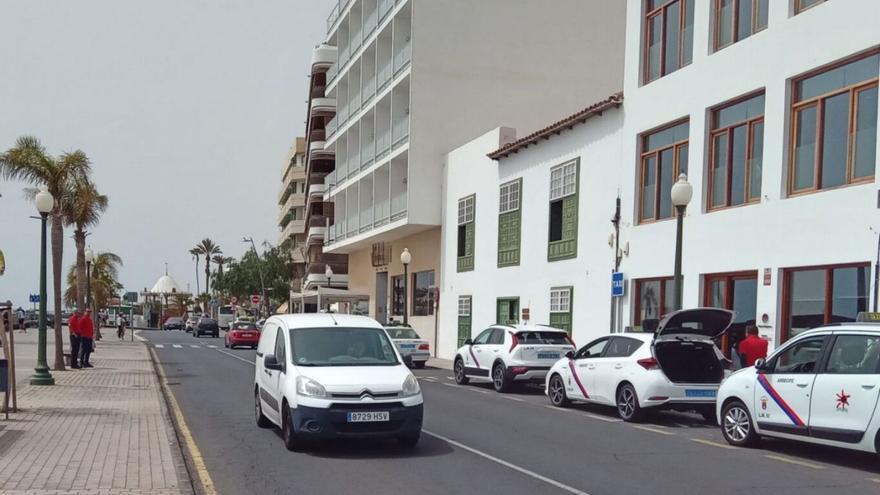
left=117, top=316, right=126, bottom=340
left=68, top=309, right=82, bottom=369
left=738, top=325, right=769, bottom=367
left=15, top=307, right=25, bottom=331
left=79, top=309, right=95, bottom=368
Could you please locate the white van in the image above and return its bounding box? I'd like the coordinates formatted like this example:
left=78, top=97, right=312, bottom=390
left=253, top=314, right=423, bottom=450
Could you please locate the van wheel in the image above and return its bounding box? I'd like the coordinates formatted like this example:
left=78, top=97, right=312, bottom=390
left=616, top=383, right=642, bottom=422
left=281, top=403, right=303, bottom=451
left=492, top=363, right=511, bottom=393
left=548, top=374, right=570, bottom=408
left=454, top=358, right=469, bottom=385
left=721, top=400, right=760, bottom=447
left=254, top=390, right=271, bottom=428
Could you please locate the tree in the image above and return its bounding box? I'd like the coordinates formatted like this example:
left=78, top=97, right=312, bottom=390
left=192, top=239, right=221, bottom=294
left=1, top=136, right=91, bottom=371
left=213, top=246, right=294, bottom=310
left=63, top=177, right=108, bottom=312
left=65, top=252, right=123, bottom=310
left=189, top=248, right=201, bottom=295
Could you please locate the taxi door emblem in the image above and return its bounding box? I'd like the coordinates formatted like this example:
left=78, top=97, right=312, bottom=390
left=836, top=390, right=851, bottom=411
left=760, top=397, right=768, bottom=410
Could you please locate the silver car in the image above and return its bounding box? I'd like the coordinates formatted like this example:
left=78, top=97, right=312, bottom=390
left=385, top=326, right=430, bottom=369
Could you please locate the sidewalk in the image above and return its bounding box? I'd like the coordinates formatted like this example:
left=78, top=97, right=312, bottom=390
left=427, top=357, right=453, bottom=370
left=0, top=334, right=192, bottom=495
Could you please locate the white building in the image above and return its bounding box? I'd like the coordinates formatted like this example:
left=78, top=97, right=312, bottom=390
left=438, top=0, right=879, bottom=359
left=312, top=0, right=628, bottom=347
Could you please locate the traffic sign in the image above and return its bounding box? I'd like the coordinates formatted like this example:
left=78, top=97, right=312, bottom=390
left=29, top=294, right=40, bottom=303
left=250, top=294, right=261, bottom=305
left=611, top=272, right=625, bottom=297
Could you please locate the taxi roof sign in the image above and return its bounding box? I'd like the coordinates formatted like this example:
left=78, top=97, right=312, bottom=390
left=856, top=312, right=880, bottom=322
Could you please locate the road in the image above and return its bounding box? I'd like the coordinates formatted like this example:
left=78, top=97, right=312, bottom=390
left=141, top=329, right=880, bottom=495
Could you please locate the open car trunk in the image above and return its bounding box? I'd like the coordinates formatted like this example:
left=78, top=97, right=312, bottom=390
left=653, top=339, right=724, bottom=384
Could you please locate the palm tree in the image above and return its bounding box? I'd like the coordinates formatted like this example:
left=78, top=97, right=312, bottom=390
left=212, top=255, right=232, bottom=280
left=1, top=136, right=91, bottom=371
left=64, top=252, right=123, bottom=310
left=189, top=248, right=201, bottom=295
left=63, top=177, right=108, bottom=312
left=192, top=239, right=221, bottom=294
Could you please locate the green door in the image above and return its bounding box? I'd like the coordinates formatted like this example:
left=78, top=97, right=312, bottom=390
left=457, top=296, right=472, bottom=348
left=496, top=297, right=520, bottom=325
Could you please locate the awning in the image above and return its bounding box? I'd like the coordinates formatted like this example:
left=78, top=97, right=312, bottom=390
left=289, top=287, right=370, bottom=305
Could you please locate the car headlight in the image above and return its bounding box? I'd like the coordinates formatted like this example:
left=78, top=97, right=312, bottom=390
left=401, top=374, right=421, bottom=397
left=296, top=376, right=327, bottom=398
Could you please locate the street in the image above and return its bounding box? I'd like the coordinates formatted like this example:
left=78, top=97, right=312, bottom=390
left=142, top=329, right=880, bottom=495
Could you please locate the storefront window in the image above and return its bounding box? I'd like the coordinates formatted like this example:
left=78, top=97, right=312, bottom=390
left=634, top=277, right=675, bottom=330
left=784, top=264, right=869, bottom=341
left=411, top=270, right=435, bottom=316
left=704, top=272, right=758, bottom=357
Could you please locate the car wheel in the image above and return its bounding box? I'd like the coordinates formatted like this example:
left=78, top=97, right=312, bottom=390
left=721, top=400, right=760, bottom=447
left=281, top=403, right=302, bottom=451
left=616, top=383, right=642, bottom=422
left=397, top=432, right=420, bottom=449
left=414, top=361, right=426, bottom=369
left=453, top=358, right=469, bottom=385
left=254, top=389, right=271, bottom=428
left=492, top=363, right=511, bottom=393
left=548, top=374, right=571, bottom=408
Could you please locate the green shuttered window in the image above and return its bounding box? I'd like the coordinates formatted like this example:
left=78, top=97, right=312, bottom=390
left=549, top=287, right=573, bottom=334
left=457, top=195, right=475, bottom=272
left=457, top=296, right=472, bottom=348
left=497, top=178, right=522, bottom=267
left=548, top=160, right=579, bottom=261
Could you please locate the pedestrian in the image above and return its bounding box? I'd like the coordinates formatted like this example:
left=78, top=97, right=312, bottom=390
left=738, top=325, right=769, bottom=367
left=69, top=309, right=82, bottom=369
left=15, top=307, right=25, bottom=331
left=117, top=316, right=126, bottom=340
left=79, top=308, right=95, bottom=368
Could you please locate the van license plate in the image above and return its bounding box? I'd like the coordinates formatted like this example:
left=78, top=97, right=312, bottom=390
left=347, top=411, right=390, bottom=422
left=685, top=389, right=716, bottom=398
left=537, top=353, right=560, bottom=359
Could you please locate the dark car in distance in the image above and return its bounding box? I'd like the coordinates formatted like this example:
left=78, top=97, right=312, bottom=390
left=194, top=317, right=220, bottom=338
left=163, top=317, right=185, bottom=331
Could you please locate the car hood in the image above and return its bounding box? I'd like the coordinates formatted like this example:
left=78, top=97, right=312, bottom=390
left=297, top=364, right=412, bottom=394
left=655, top=308, right=735, bottom=339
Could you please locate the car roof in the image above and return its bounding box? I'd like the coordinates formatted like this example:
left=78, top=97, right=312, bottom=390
left=269, top=313, right=383, bottom=330
left=789, top=324, right=880, bottom=339
left=497, top=324, right=569, bottom=332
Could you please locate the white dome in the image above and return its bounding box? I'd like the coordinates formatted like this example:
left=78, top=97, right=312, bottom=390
left=151, top=274, right=180, bottom=294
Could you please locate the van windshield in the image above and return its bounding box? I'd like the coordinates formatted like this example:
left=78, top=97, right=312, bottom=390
left=290, top=327, right=399, bottom=367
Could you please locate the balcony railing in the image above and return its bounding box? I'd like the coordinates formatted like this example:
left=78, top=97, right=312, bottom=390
left=362, top=77, right=376, bottom=105
left=393, top=41, right=411, bottom=74
left=390, top=191, right=406, bottom=221
left=339, top=44, right=350, bottom=67
left=377, top=58, right=393, bottom=91
left=338, top=101, right=349, bottom=124
left=392, top=116, right=409, bottom=147
left=352, top=26, right=363, bottom=50
left=364, top=7, right=378, bottom=36
left=360, top=208, right=373, bottom=232
left=326, top=117, right=338, bottom=138
left=327, top=63, right=338, bottom=83
left=361, top=141, right=375, bottom=168
left=376, top=129, right=391, bottom=160
left=379, top=0, right=394, bottom=22
left=349, top=151, right=360, bottom=177
left=326, top=3, right=341, bottom=32
left=351, top=91, right=361, bottom=113
left=375, top=197, right=390, bottom=225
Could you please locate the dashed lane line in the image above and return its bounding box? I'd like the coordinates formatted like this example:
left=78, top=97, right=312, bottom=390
left=764, top=454, right=826, bottom=470
left=207, top=345, right=217, bottom=349
left=502, top=396, right=525, bottom=402
left=868, top=478, right=880, bottom=484
left=172, top=344, right=182, bottom=349
left=154, top=344, right=164, bottom=349
left=632, top=425, right=675, bottom=436
left=214, top=348, right=256, bottom=365
left=581, top=413, right=622, bottom=423
left=423, top=430, right=592, bottom=495
left=441, top=382, right=458, bottom=388
left=690, top=438, right=735, bottom=450
left=189, top=345, right=200, bottom=348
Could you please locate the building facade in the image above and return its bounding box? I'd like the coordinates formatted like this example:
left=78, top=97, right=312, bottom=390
left=278, top=137, right=307, bottom=291
left=306, top=0, right=628, bottom=347
left=438, top=0, right=880, bottom=359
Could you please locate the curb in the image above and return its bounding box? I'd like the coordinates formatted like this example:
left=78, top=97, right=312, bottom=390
left=144, top=338, right=217, bottom=495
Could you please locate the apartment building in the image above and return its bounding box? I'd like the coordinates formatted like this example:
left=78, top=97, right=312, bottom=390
left=303, top=0, right=627, bottom=346
left=278, top=137, right=307, bottom=290
left=438, top=0, right=880, bottom=359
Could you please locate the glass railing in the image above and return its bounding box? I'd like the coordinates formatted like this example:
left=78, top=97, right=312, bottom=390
left=351, top=91, right=361, bottom=112
left=390, top=190, right=406, bottom=220
left=327, top=63, right=338, bottom=83
left=375, top=197, right=389, bottom=224
left=362, top=77, right=376, bottom=104
left=392, top=116, right=409, bottom=146
left=377, top=58, right=393, bottom=90
left=379, top=0, right=393, bottom=21
left=337, top=156, right=348, bottom=179
left=326, top=117, right=338, bottom=137
left=365, top=8, right=378, bottom=36
left=376, top=129, right=391, bottom=159
left=362, top=141, right=375, bottom=168
left=352, top=27, right=363, bottom=50
left=393, top=42, right=411, bottom=74
left=360, top=208, right=373, bottom=232
left=349, top=151, right=360, bottom=176
left=339, top=101, right=349, bottom=123
left=339, top=44, right=350, bottom=67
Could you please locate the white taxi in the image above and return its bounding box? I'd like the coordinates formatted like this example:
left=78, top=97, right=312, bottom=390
left=717, top=320, right=880, bottom=455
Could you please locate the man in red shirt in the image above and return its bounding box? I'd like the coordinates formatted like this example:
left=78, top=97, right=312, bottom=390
left=79, top=309, right=95, bottom=368
left=68, top=310, right=82, bottom=369
left=738, top=325, right=769, bottom=367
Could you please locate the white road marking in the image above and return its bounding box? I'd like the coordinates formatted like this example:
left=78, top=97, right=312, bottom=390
left=423, top=430, right=591, bottom=495
left=190, top=345, right=200, bottom=348
left=441, top=382, right=458, bottom=388
left=172, top=344, right=182, bottom=349
left=632, top=425, right=675, bottom=436
left=214, top=348, right=256, bottom=365
left=690, top=438, right=735, bottom=450
left=764, top=454, right=825, bottom=470
left=868, top=478, right=880, bottom=484
left=502, top=396, right=525, bottom=402
left=154, top=344, right=164, bottom=349
left=445, top=376, right=455, bottom=381
left=581, top=413, right=622, bottom=423
left=467, top=388, right=490, bottom=394
left=207, top=345, right=217, bottom=349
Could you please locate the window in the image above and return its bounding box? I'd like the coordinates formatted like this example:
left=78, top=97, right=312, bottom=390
left=457, top=195, right=475, bottom=272
left=714, top=0, right=768, bottom=51
left=794, top=0, right=826, bottom=14
left=411, top=270, right=434, bottom=316
left=548, top=160, right=579, bottom=261
left=643, top=0, right=694, bottom=83
left=704, top=272, right=758, bottom=357
left=709, top=93, right=765, bottom=209
left=488, top=328, right=505, bottom=345
left=274, top=328, right=286, bottom=365
left=458, top=296, right=471, bottom=317
left=782, top=263, right=870, bottom=341
left=789, top=52, right=879, bottom=194
left=549, top=287, right=573, bottom=334
left=473, top=328, right=493, bottom=345
left=770, top=336, right=826, bottom=374
left=604, top=337, right=645, bottom=358
left=391, top=274, right=405, bottom=316
left=824, top=335, right=880, bottom=374
left=498, top=179, right=522, bottom=267
left=635, top=277, right=676, bottom=328
left=575, top=337, right=609, bottom=359
left=457, top=295, right=472, bottom=348
left=639, top=121, right=689, bottom=222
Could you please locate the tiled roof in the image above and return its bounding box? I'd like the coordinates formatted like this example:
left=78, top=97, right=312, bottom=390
left=488, top=92, right=623, bottom=160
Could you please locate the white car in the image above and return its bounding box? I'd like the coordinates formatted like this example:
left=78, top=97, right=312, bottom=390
left=385, top=326, right=430, bottom=369
left=717, top=321, right=880, bottom=455
left=545, top=308, right=733, bottom=422
left=454, top=324, right=575, bottom=392
left=253, top=314, right=423, bottom=450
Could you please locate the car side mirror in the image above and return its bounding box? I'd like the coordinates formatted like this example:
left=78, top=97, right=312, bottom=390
left=565, top=350, right=575, bottom=360
left=403, top=354, right=414, bottom=368
left=264, top=354, right=282, bottom=371
left=754, top=358, right=766, bottom=371
left=463, top=339, right=473, bottom=346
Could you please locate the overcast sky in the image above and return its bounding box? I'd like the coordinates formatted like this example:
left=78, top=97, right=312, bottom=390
left=0, top=0, right=334, bottom=309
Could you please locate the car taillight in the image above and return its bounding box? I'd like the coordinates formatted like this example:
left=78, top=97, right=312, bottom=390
left=637, top=357, right=660, bottom=370
left=509, top=332, right=519, bottom=353
left=510, top=366, right=528, bottom=375
left=418, top=344, right=429, bottom=351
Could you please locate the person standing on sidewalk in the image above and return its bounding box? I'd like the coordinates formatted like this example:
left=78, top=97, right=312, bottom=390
left=69, top=309, right=82, bottom=369
left=79, top=309, right=95, bottom=368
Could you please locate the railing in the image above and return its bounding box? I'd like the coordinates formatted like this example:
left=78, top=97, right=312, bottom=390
left=336, top=154, right=348, bottom=179
left=364, top=7, right=378, bottom=36
left=362, top=77, right=376, bottom=105
left=379, top=0, right=393, bottom=22
left=393, top=41, right=411, bottom=74
left=349, top=150, right=360, bottom=177
left=392, top=116, right=409, bottom=147
left=352, top=26, right=363, bottom=51
left=361, top=141, right=375, bottom=168
left=326, top=3, right=341, bottom=32
left=327, top=63, right=338, bottom=84
left=351, top=90, right=361, bottom=113
left=390, top=191, right=406, bottom=221
left=339, top=44, right=350, bottom=67
left=376, top=128, right=391, bottom=160
left=375, top=196, right=389, bottom=224
left=377, top=58, right=393, bottom=91
left=338, top=101, right=350, bottom=124
left=326, top=117, right=338, bottom=138
left=360, top=208, right=373, bottom=232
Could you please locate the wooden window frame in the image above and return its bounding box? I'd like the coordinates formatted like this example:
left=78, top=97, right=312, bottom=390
left=712, top=0, right=768, bottom=52
left=498, top=178, right=523, bottom=268
left=633, top=276, right=674, bottom=326
left=642, top=0, right=693, bottom=84
left=788, top=51, right=880, bottom=196
left=457, top=295, right=471, bottom=317
left=548, top=159, right=580, bottom=261
left=780, top=262, right=871, bottom=343
left=638, top=120, right=689, bottom=224
left=499, top=179, right=521, bottom=214
left=457, top=194, right=476, bottom=272
left=550, top=287, right=572, bottom=313
left=708, top=91, right=765, bottom=211
left=794, top=0, right=826, bottom=15
left=703, top=270, right=759, bottom=356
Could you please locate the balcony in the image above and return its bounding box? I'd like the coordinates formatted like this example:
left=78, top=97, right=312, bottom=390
left=308, top=183, right=327, bottom=198
left=377, top=58, right=393, bottom=92
left=309, top=140, right=335, bottom=161
left=362, top=77, right=376, bottom=105
left=307, top=226, right=327, bottom=245
left=379, top=0, right=394, bottom=22
left=279, top=219, right=306, bottom=243
left=311, top=43, right=337, bottom=72
left=376, top=128, right=391, bottom=161
left=393, top=42, right=411, bottom=74
left=310, top=97, right=337, bottom=118
left=392, top=116, right=409, bottom=147
left=326, top=117, right=338, bottom=137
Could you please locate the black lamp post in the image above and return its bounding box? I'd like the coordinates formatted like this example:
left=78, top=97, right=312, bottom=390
left=31, top=186, right=54, bottom=386
left=670, top=174, right=693, bottom=311
left=400, top=248, right=411, bottom=326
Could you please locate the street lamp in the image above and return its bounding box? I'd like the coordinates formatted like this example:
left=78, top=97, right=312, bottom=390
left=242, top=237, right=267, bottom=317
left=400, top=248, right=411, bottom=326
left=31, top=186, right=54, bottom=386
left=324, top=264, right=333, bottom=312
left=670, top=173, right=693, bottom=311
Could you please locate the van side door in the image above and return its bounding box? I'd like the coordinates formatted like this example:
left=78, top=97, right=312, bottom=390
left=256, top=323, right=281, bottom=423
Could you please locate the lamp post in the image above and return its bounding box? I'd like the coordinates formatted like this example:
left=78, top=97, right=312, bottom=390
left=324, top=264, right=333, bottom=312
left=242, top=237, right=267, bottom=317
left=85, top=247, right=94, bottom=308
left=31, top=186, right=55, bottom=386
left=670, top=173, right=693, bottom=311
left=400, top=248, right=411, bottom=326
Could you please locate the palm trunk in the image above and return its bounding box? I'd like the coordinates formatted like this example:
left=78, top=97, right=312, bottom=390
left=205, top=261, right=210, bottom=295
left=74, top=229, right=87, bottom=311
left=51, top=214, right=66, bottom=371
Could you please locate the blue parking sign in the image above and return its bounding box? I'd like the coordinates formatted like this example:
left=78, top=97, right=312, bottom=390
left=29, top=294, right=40, bottom=303
left=611, top=272, right=624, bottom=297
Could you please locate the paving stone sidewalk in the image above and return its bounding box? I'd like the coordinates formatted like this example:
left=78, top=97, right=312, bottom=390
left=0, top=337, right=192, bottom=495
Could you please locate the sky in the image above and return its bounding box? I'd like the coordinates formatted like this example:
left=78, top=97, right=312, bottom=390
left=0, top=0, right=334, bottom=309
